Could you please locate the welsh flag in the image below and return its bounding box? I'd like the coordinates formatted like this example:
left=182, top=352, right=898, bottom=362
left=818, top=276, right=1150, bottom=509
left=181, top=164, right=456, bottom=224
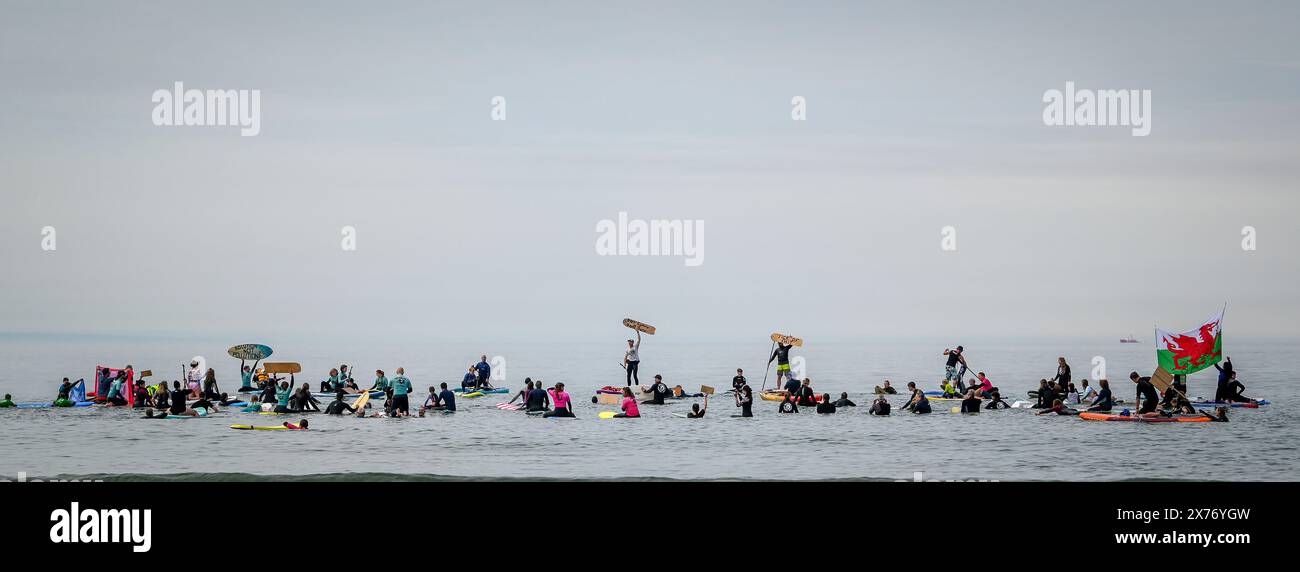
left=1155, top=309, right=1224, bottom=375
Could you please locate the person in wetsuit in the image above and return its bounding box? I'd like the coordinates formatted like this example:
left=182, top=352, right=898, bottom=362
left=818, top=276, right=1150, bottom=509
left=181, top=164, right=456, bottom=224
left=1087, top=379, right=1114, bottom=412
left=686, top=394, right=708, bottom=418
left=900, top=382, right=931, bottom=414
left=526, top=381, right=550, bottom=412
left=168, top=381, right=189, bottom=416
left=544, top=382, right=575, bottom=418
left=735, top=384, right=753, bottom=418
left=778, top=393, right=798, bottom=413
left=869, top=395, right=891, bottom=415
left=732, top=369, right=747, bottom=392
left=833, top=392, right=856, bottom=407
left=1224, top=372, right=1252, bottom=403
left=1200, top=406, right=1229, bottom=422
left=1130, top=371, right=1159, bottom=415
left=642, top=375, right=670, bottom=405
left=793, top=379, right=817, bottom=407
left=959, top=389, right=982, bottom=413
left=460, top=366, right=477, bottom=391
left=325, top=391, right=356, bottom=415
left=390, top=368, right=413, bottom=416
left=984, top=389, right=1012, bottom=410
left=770, top=342, right=795, bottom=389
left=1049, top=357, right=1071, bottom=389
left=1035, top=398, right=1078, bottom=416
left=815, top=394, right=836, bottom=414
left=434, top=382, right=457, bottom=412
left=321, top=368, right=339, bottom=393
left=475, top=355, right=492, bottom=390
left=1033, top=379, right=1053, bottom=409
left=55, top=378, right=73, bottom=402
left=1213, top=357, right=1234, bottom=402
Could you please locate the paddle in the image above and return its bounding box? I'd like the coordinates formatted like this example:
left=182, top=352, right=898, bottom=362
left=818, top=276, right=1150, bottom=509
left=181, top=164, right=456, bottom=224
left=760, top=340, right=775, bottom=391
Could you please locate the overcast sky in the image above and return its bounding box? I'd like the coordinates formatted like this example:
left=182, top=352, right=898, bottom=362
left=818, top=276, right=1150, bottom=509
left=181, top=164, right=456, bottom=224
left=1, top=0, right=1297, bottom=341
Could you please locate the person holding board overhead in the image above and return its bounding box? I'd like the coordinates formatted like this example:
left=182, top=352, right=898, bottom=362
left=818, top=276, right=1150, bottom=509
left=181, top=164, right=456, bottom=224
left=624, top=331, right=642, bottom=386
left=770, top=340, right=796, bottom=389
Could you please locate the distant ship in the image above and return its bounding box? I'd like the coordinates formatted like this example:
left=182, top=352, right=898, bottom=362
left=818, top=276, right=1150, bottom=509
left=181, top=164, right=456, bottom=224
left=1119, top=335, right=1140, bottom=343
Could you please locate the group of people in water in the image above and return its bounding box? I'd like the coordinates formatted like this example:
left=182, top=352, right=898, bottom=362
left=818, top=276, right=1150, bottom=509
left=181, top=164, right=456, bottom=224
left=4, top=342, right=1263, bottom=427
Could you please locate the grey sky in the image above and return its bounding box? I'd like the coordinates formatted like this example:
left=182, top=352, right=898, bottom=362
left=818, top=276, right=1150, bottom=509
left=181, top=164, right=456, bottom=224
left=2, top=0, right=1298, bottom=340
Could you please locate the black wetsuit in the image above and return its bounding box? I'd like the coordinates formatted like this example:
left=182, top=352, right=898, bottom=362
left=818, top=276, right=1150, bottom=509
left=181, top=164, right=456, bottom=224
left=737, top=389, right=753, bottom=417
left=833, top=398, right=856, bottom=407
left=960, top=397, right=981, bottom=413
left=732, top=375, right=746, bottom=392
left=644, top=381, right=669, bottom=405
left=816, top=401, right=836, bottom=414
left=778, top=400, right=798, bottom=413
left=1135, top=378, right=1159, bottom=414
left=869, top=399, right=891, bottom=415
left=325, top=399, right=355, bottom=415
left=1087, top=388, right=1113, bottom=411
left=793, top=386, right=816, bottom=407
left=168, top=388, right=188, bottom=415
left=525, top=388, right=549, bottom=412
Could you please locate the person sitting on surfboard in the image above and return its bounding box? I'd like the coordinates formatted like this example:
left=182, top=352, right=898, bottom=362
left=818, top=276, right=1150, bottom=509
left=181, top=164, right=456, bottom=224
left=686, top=394, right=709, bottom=418
left=543, top=382, right=576, bottom=418
left=132, top=383, right=150, bottom=408
left=0, top=394, right=14, bottom=408
left=338, top=365, right=352, bottom=387
left=321, top=369, right=339, bottom=393
left=526, top=381, right=550, bottom=412
left=624, top=332, right=642, bottom=387
left=1087, top=379, right=1114, bottom=412
left=641, top=375, right=670, bottom=405
left=509, top=379, right=534, bottom=407
left=1130, top=372, right=1160, bottom=416
left=614, top=387, right=640, bottom=418
left=769, top=342, right=794, bottom=388
left=460, top=366, right=477, bottom=391
left=873, top=380, right=898, bottom=394
left=369, top=370, right=388, bottom=393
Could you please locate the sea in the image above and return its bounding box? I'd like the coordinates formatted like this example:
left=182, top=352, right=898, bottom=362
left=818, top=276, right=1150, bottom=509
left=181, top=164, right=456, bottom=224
left=0, top=333, right=1293, bottom=482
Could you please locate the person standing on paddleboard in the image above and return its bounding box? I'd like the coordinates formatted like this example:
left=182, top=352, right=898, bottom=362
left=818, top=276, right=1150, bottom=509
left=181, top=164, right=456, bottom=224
left=624, top=331, right=642, bottom=386
left=942, top=347, right=966, bottom=391
left=1048, top=357, right=1071, bottom=388
left=769, top=342, right=795, bottom=389
left=186, top=361, right=204, bottom=399
left=475, top=355, right=492, bottom=390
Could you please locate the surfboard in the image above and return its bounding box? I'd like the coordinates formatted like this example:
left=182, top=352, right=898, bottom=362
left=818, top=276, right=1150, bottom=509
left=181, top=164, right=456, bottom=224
left=230, top=424, right=290, bottom=431
left=353, top=391, right=371, bottom=413
left=228, top=344, right=273, bottom=361
left=263, top=362, right=302, bottom=374
left=496, top=402, right=522, bottom=411
left=598, top=411, right=618, bottom=419
left=770, top=333, right=803, bottom=347
left=623, top=318, right=656, bottom=335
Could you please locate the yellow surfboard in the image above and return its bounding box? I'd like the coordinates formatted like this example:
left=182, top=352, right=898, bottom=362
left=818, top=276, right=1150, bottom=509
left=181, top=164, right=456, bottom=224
left=598, top=411, right=617, bottom=419
left=353, top=391, right=371, bottom=413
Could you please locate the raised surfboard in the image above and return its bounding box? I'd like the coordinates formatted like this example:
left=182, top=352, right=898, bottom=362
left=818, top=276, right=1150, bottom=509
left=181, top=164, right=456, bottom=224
left=262, top=362, right=301, bottom=374
left=353, top=391, right=371, bottom=413
left=623, top=318, right=656, bottom=335
left=770, top=333, right=803, bottom=347
left=228, top=344, right=273, bottom=361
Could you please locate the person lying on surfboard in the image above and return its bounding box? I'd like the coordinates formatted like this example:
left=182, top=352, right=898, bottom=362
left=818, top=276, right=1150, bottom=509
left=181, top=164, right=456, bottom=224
left=1035, top=399, right=1078, bottom=416
left=283, top=419, right=308, bottom=430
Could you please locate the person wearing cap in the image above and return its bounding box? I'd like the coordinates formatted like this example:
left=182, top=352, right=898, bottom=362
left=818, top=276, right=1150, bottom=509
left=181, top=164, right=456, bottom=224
left=731, top=368, right=747, bottom=392
left=641, top=374, right=669, bottom=405
left=623, top=331, right=642, bottom=387
left=186, top=360, right=204, bottom=399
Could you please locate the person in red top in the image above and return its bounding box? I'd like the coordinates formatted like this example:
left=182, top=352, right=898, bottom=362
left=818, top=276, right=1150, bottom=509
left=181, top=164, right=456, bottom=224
left=283, top=419, right=309, bottom=430
left=972, top=372, right=993, bottom=397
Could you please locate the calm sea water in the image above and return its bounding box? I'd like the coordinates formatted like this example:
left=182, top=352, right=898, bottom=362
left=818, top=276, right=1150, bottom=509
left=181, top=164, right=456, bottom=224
left=0, top=334, right=1293, bottom=481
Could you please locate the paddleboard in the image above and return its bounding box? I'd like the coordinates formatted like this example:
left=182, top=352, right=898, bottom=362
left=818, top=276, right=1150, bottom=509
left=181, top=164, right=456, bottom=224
left=770, top=332, right=803, bottom=347
left=453, top=387, right=508, bottom=394
left=16, top=401, right=94, bottom=409
left=263, top=362, right=302, bottom=374
left=230, top=424, right=291, bottom=431
left=495, top=402, right=522, bottom=411
left=1079, top=412, right=1212, bottom=423
left=228, top=344, right=273, bottom=361
left=623, top=318, right=656, bottom=335
left=1192, top=400, right=1268, bottom=408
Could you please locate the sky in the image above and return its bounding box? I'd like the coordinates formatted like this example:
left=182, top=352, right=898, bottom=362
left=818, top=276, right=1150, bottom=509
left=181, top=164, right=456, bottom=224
left=1, top=0, right=1298, bottom=341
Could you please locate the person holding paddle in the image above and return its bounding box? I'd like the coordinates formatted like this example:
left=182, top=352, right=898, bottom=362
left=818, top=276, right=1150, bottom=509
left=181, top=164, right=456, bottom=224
left=623, top=331, right=642, bottom=386
left=942, top=347, right=966, bottom=392
left=769, top=342, right=795, bottom=389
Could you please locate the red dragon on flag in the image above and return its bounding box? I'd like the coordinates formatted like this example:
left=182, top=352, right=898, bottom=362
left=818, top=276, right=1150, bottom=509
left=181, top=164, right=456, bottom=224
left=1155, top=309, right=1224, bottom=375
